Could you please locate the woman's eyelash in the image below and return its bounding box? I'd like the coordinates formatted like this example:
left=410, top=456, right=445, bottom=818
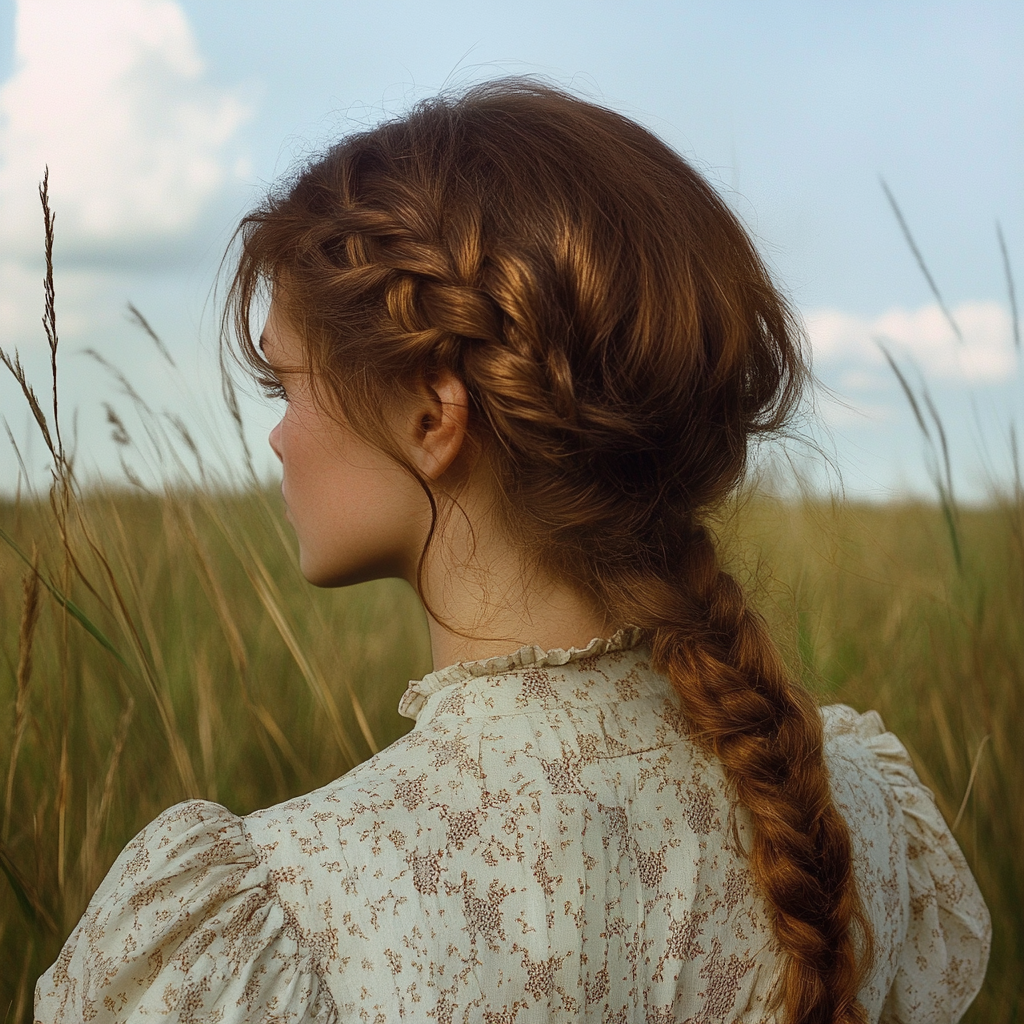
left=257, top=376, right=287, bottom=400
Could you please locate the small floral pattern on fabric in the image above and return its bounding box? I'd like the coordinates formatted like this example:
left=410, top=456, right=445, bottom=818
left=36, top=629, right=990, bottom=1022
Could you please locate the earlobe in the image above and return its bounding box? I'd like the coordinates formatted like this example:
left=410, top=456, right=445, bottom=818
left=414, top=370, right=470, bottom=482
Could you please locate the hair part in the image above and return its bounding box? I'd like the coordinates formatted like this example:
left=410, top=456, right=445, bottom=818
left=226, top=77, right=872, bottom=1022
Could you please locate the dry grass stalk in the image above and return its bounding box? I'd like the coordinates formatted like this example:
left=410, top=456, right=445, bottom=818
left=3, top=564, right=41, bottom=842
left=80, top=696, right=136, bottom=888
left=173, top=501, right=248, bottom=673
left=71, top=497, right=200, bottom=797
left=244, top=548, right=363, bottom=765
left=126, top=302, right=176, bottom=368
left=243, top=531, right=378, bottom=756
left=39, top=167, right=63, bottom=469
left=251, top=703, right=312, bottom=787
left=953, top=735, right=992, bottom=832
left=193, top=655, right=218, bottom=800
left=0, top=347, right=55, bottom=462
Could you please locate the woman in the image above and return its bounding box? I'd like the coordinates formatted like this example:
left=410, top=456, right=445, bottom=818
left=35, top=79, right=989, bottom=1023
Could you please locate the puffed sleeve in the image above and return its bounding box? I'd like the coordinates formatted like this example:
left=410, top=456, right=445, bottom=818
left=823, top=705, right=991, bottom=1024
left=34, top=800, right=336, bottom=1023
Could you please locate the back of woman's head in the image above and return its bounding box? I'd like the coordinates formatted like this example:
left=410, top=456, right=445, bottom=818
left=229, top=78, right=871, bottom=1023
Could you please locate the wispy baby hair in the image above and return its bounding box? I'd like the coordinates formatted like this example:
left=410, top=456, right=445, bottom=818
left=227, top=77, right=872, bottom=1022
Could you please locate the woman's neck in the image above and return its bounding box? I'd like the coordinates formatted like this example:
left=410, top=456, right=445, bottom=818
left=423, top=575, right=617, bottom=670
left=416, top=488, right=616, bottom=671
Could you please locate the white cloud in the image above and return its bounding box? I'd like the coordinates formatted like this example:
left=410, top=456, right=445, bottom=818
left=0, top=0, right=251, bottom=257
left=804, top=300, right=1017, bottom=384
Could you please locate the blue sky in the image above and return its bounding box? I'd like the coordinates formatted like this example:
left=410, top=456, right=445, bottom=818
left=0, top=0, right=1021, bottom=498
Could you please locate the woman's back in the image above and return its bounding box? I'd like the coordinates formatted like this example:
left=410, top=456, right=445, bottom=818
left=36, top=633, right=989, bottom=1022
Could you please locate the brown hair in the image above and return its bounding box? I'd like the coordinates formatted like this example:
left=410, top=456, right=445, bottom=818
left=227, top=78, right=871, bottom=1022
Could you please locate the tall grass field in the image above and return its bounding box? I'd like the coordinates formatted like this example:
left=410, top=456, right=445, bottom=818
left=1, top=482, right=1021, bottom=1020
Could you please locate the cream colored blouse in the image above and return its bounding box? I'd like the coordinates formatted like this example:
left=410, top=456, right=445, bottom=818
left=35, top=630, right=990, bottom=1022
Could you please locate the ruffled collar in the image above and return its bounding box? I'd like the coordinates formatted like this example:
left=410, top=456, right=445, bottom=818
left=398, top=625, right=645, bottom=721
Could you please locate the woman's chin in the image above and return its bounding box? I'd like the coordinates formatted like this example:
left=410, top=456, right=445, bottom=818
left=298, top=553, right=341, bottom=588
left=298, top=551, right=403, bottom=589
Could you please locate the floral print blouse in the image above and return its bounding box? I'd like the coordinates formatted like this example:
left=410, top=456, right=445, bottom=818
left=35, top=629, right=990, bottom=1022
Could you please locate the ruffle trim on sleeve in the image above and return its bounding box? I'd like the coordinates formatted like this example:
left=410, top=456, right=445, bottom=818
left=823, top=705, right=992, bottom=1023
left=35, top=800, right=336, bottom=1023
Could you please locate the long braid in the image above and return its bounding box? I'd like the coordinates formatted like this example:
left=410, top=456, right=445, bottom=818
left=645, top=526, right=871, bottom=1023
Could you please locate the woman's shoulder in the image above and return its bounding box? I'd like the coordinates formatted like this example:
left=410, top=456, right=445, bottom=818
left=820, top=703, right=991, bottom=1021
left=34, top=799, right=337, bottom=1024
left=34, top=727, right=440, bottom=1023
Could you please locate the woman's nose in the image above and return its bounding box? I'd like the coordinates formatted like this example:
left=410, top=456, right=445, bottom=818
left=268, top=420, right=284, bottom=463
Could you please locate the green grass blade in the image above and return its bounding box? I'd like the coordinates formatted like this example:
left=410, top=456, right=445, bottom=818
left=996, top=221, right=1020, bottom=351
left=0, top=525, right=130, bottom=669
left=0, top=841, right=57, bottom=934
left=877, top=341, right=932, bottom=440
left=880, top=177, right=963, bottom=343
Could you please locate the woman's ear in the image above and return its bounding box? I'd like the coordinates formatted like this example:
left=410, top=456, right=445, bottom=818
left=406, top=369, right=471, bottom=482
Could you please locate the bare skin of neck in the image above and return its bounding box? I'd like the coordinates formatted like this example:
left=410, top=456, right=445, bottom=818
left=416, top=474, right=617, bottom=670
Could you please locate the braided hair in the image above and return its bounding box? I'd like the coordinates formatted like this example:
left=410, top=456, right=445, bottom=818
left=227, top=79, right=872, bottom=1022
